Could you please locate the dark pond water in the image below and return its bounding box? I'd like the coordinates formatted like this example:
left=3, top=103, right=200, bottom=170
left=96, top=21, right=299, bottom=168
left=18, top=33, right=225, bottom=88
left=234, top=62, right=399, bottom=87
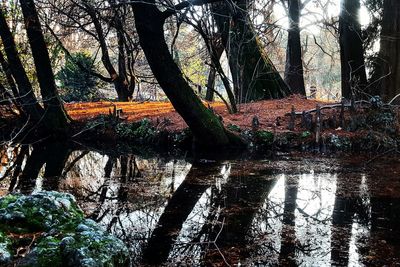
left=1, top=142, right=400, bottom=266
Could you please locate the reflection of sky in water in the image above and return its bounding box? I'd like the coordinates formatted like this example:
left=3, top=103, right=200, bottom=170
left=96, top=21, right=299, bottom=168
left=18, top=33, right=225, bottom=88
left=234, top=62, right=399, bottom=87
left=2, top=145, right=398, bottom=266
left=56, top=151, right=194, bottom=262
left=294, top=173, right=337, bottom=266
left=249, top=172, right=369, bottom=266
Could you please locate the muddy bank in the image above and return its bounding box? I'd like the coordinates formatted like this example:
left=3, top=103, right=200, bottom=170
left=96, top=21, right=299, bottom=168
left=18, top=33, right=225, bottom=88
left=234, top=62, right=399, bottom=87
left=1, top=96, right=399, bottom=155
left=71, top=105, right=399, bottom=155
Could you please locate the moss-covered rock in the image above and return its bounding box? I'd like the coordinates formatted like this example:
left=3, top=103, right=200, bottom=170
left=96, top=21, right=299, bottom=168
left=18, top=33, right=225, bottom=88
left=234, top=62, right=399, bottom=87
left=0, top=231, right=12, bottom=265
left=0, top=191, right=130, bottom=267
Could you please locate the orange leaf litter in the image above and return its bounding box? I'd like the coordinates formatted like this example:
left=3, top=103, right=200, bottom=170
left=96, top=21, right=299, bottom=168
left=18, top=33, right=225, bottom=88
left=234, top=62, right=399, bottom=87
left=66, top=95, right=328, bottom=132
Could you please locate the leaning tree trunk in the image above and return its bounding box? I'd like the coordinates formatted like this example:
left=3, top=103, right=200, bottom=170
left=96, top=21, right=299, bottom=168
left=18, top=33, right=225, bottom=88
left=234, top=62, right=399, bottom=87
left=0, top=51, right=23, bottom=111
left=372, top=0, right=400, bottom=102
left=284, top=0, right=306, bottom=95
left=20, top=0, right=70, bottom=131
left=0, top=8, right=44, bottom=120
left=131, top=0, right=243, bottom=148
left=339, top=0, right=367, bottom=99
left=212, top=0, right=290, bottom=103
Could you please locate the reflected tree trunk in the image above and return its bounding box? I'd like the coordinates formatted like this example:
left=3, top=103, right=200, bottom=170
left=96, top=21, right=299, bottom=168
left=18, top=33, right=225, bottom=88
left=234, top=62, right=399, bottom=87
left=141, top=162, right=219, bottom=265
left=205, top=171, right=277, bottom=265
left=15, top=142, right=71, bottom=193
left=330, top=174, right=361, bottom=266
left=8, top=146, right=29, bottom=192
left=90, top=156, right=115, bottom=221
left=279, top=175, right=299, bottom=266
left=42, top=143, right=71, bottom=191
left=17, top=146, right=47, bottom=194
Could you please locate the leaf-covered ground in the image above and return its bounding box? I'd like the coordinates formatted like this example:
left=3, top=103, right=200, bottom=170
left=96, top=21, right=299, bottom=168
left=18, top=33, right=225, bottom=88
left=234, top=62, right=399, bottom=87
left=66, top=95, right=324, bottom=132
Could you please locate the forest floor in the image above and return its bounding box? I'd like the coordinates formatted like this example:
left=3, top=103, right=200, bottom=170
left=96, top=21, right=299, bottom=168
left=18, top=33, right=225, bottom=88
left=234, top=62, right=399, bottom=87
left=66, top=94, right=325, bottom=133
left=1, top=95, right=399, bottom=153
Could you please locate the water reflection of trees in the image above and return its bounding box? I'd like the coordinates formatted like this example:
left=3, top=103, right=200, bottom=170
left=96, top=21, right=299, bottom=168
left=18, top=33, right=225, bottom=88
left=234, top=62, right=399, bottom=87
left=1, top=143, right=400, bottom=265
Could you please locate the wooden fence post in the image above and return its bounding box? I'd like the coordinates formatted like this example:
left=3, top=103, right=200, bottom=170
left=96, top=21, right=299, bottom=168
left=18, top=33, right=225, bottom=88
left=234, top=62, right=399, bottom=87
left=288, top=105, right=295, bottom=131
left=315, top=104, right=321, bottom=145
left=340, top=100, right=345, bottom=128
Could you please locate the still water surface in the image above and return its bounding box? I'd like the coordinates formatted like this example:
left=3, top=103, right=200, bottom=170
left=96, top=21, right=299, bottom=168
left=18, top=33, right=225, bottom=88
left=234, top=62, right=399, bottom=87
left=1, top=142, right=400, bottom=266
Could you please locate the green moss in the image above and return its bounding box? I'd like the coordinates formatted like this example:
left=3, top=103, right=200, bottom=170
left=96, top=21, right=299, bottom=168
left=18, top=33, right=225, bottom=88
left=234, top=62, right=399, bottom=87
left=0, top=232, right=10, bottom=244
left=35, top=237, right=62, bottom=267
left=116, top=118, right=156, bottom=141
left=301, top=131, right=312, bottom=138
left=0, top=194, right=17, bottom=209
left=227, top=124, right=241, bottom=132
left=0, top=230, right=13, bottom=265
left=0, top=192, right=84, bottom=234
left=254, top=130, right=274, bottom=145
left=0, top=192, right=129, bottom=266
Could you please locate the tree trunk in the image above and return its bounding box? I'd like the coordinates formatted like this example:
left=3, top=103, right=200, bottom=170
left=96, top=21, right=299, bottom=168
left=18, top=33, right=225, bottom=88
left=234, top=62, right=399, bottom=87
left=212, top=0, right=290, bottom=103
left=20, top=0, right=70, bottom=131
left=132, top=1, right=243, bottom=148
left=0, top=8, right=44, bottom=120
left=205, top=66, right=217, bottom=101
left=339, top=0, right=367, bottom=99
left=84, top=1, right=132, bottom=102
left=116, top=19, right=134, bottom=101
left=0, top=50, right=23, bottom=111
left=205, top=41, right=224, bottom=101
left=0, top=82, right=11, bottom=103
left=372, top=0, right=400, bottom=102
left=200, top=31, right=237, bottom=112
left=284, top=0, right=306, bottom=95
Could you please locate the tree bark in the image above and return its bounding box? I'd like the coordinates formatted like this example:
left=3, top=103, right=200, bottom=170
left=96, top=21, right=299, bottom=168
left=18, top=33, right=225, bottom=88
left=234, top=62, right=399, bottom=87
left=0, top=8, right=44, bottom=120
left=371, top=0, right=400, bottom=102
left=205, top=66, right=217, bottom=101
left=84, top=1, right=133, bottom=101
left=0, top=50, right=23, bottom=110
left=284, top=0, right=306, bottom=95
left=212, top=0, right=291, bottom=103
left=20, top=0, right=70, bottom=131
left=339, top=0, right=367, bottom=99
left=200, top=30, right=237, bottom=112
left=132, top=0, right=243, bottom=147
left=205, top=37, right=225, bottom=101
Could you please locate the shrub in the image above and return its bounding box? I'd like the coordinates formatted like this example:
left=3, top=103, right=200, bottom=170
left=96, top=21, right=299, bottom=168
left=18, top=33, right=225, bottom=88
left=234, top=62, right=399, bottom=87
left=57, top=52, right=99, bottom=102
